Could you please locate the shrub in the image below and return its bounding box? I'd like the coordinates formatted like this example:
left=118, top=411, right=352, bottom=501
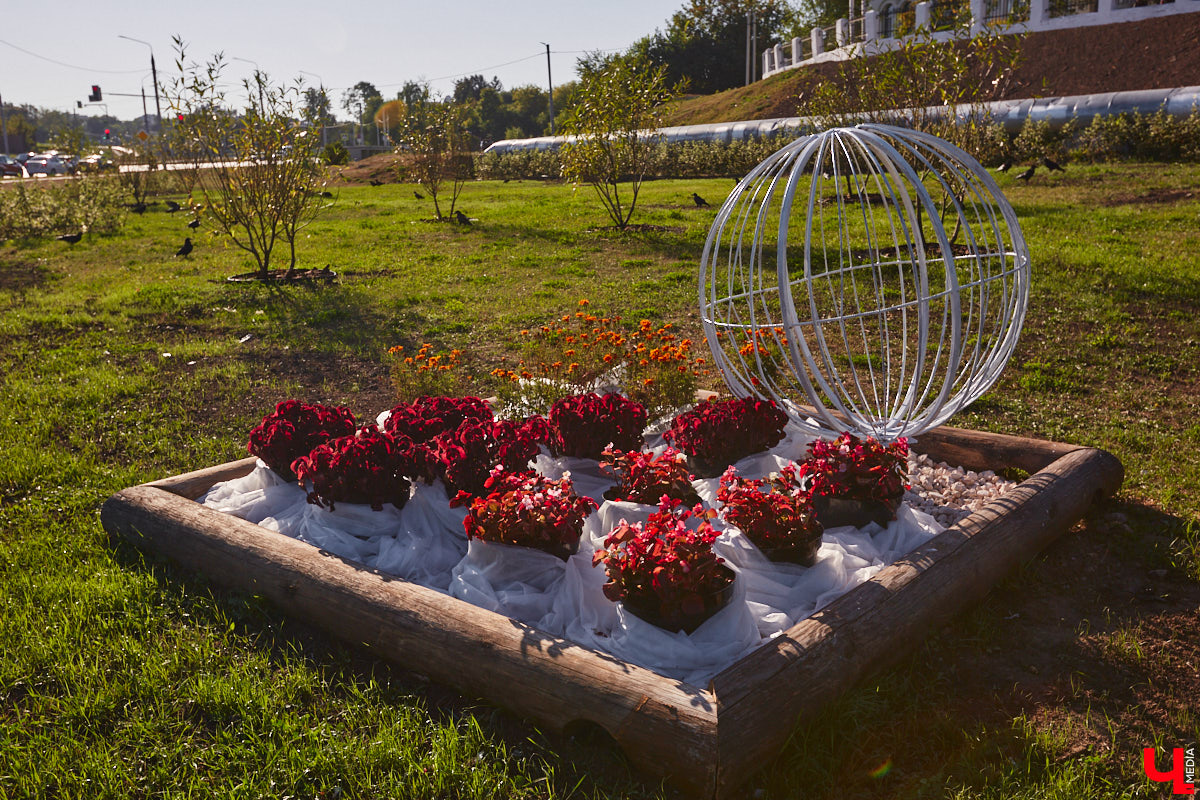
left=321, top=140, right=350, bottom=165
left=0, top=176, right=126, bottom=240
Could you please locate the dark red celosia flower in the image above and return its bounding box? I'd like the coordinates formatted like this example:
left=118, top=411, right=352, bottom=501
left=247, top=400, right=357, bottom=477
left=452, top=468, right=597, bottom=552
left=799, top=432, right=909, bottom=512
left=384, top=395, right=493, bottom=442
left=663, top=396, right=788, bottom=467
left=291, top=423, right=415, bottom=512
left=549, top=392, right=647, bottom=459
left=436, top=415, right=549, bottom=497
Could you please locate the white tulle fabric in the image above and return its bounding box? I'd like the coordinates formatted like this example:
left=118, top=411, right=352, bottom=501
left=201, top=421, right=942, bottom=686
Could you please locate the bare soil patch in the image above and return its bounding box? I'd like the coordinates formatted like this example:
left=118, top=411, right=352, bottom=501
left=1100, top=186, right=1198, bottom=206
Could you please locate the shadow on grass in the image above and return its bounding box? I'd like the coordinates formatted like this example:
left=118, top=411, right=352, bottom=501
left=104, top=535, right=671, bottom=799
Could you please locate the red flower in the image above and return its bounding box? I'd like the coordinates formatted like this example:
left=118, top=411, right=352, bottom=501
left=716, top=464, right=823, bottom=550
left=453, top=469, right=597, bottom=553
left=291, top=423, right=415, bottom=512
left=663, top=397, right=788, bottom=467
left=549, top=392, right=647, bottom=460
left=600, top=447, right=700, bottom=506
left=592, top=498, right=726, bottom=624
left=247, top=400, right=357, bottom=478
left=799, top=433, right=909, bottom=514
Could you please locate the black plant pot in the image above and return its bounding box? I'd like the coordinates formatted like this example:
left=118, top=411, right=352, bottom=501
left=539, top=534, right=581, bottom=562
left=685, top=454, right=731, bottom=480
left=760, top=534, right=822, bottom=567
left=812, top=495, right=896, bottom=530
left=621, top=565, right=736, bottom=634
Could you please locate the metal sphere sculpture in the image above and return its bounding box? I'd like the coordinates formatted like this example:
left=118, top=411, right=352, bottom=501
left=699, top=124, right=1030, bottom=442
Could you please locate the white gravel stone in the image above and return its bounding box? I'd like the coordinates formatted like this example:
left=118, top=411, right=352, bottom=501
left=903, top=451, right=1016, bottom=528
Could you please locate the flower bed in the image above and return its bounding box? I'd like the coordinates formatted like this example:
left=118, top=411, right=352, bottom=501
left=199, top=396, right=975, bottom=684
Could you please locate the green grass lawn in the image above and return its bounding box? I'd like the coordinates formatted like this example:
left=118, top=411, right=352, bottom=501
left=1, top=164, right=1198, bottom=798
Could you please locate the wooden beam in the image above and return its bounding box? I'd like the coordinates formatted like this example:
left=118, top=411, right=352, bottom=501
left=101, top=484, right=721, bottom=795
left=708, top=446, right=1123, bottom=795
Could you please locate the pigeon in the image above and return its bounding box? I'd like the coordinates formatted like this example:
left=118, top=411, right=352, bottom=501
left=130, top=202, right=147, bottom=214
left=187, top=217, right=200, bottom=229
left=369, top=178, right=383, bottom=186
left=1042, top=156, right=1065, bottom=173
left=56, top=232, right=83, bottom=245
left=454, top=210, right=471, bottom=225
left=320, top=190, right=334, bottom=198
left=165, top=200, right=181, bottom=213
left=414, top=191, right=424, bottom=200
left=996, top=161, right=1011, bottom=173
left=692, top=192, right=709, bottom=207
left=1016, top=165, right=1036, bottom=182
left=174, top=237, right=193, bottom=258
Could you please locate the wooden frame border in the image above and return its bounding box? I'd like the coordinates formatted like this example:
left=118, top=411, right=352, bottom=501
left=100, top=425, right=1122, bottom=797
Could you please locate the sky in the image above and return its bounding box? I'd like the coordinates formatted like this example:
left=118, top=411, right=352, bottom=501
left=1, top=0, right=685, bottom=122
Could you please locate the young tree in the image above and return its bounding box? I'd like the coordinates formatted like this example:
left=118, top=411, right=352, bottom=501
left=395, top=92, right=473, bottom=220
left=559, top=53, right=684, bottom=230
left=169, top=38, right=328, bottom=280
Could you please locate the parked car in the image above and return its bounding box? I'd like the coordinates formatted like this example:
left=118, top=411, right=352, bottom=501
left=24, top=155, right=68, bottom=176
left=0, top=155, right=25, bottom=178
left=78, top=153, right=117, bottom=173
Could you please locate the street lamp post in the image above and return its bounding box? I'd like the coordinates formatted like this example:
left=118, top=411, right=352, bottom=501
left=232, top=57, right=265, bottom=112
left=299, top=70, right=327, bottom=147
left=117, top=35, right=162, bottom=132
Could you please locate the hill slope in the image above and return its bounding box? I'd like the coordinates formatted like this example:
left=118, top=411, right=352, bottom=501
left=664, top=11, right=1200, bottom=125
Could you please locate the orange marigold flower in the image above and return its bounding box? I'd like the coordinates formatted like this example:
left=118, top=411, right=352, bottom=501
left=567, top=362, right=579, bottom=373
left=552, top=361, right=563, bottom=368
left=564, top=349, right=576, bottom=356
left=642, top=378, right=654, bottom=386
left=603, top=354, right=614, bottom=363
left=521, top=370, right=533, bottom=379
left=519, top=329, right=530, bottom=336
left=578, top=299, right=590, bottom=306
left=639, top=358, right=649, bottom=366
left=404, top=357, right=414, bottom=365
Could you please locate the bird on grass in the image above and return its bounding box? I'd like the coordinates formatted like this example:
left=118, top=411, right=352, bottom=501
left=1042, top=156, right=1066, bottom=173
left=454, top=210, right=471, bottom=225
left=320, top=190, right=334, bottom=198
left=165, top=200, right=181, bottom=213
left=187, top=217, right=200, bottom=230
left=413, top=191, right=424, bottom=200
left=1016, top=165, right=1036, bottom=182
left=56, top=232, right=83, bottom=245
left=174, top=237, right=193, bottom=258
left=692, top=192, right=710, bottom=207
left=130, top=202, right=147, bottom=214
left=369, top=178, right=384, bottom=186
left=996, top=161, right=1011, bottom=173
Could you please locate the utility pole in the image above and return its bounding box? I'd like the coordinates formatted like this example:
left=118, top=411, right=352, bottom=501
left=118, top=36, right=162, bottom=132
left=2, top=89, right=10, bottom=154
left=541, top=42, right=554, bottom=136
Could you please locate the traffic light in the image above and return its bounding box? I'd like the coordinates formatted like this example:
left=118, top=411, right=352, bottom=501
left=89, top=85, right=102, bottom=102
left=77, top=101, right=83, bottom=109
left=176, top=112, right=184, bottom=122
left=104, top=129, right=110, bottom=142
